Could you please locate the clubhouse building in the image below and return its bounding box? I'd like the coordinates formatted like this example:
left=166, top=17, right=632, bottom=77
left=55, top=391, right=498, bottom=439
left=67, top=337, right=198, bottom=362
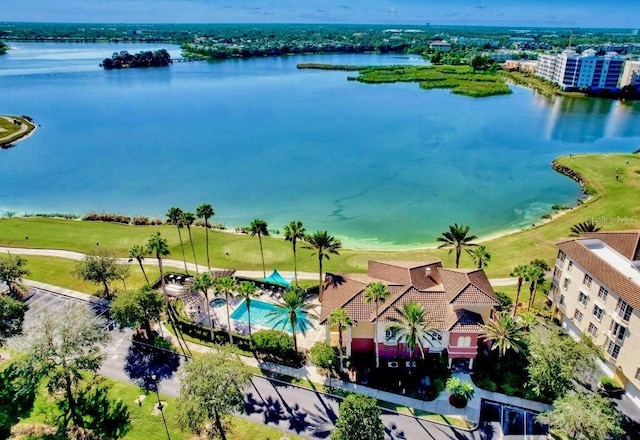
left=319, top=260, right=499, bottom=369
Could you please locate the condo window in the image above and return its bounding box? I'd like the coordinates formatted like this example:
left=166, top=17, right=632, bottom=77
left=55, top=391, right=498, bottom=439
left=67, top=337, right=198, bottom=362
left=610, top=322, right=626, bottom=341
left=636, top=368, right=640, bottom=382
left=558, top=250, right=566, bottom=262
left=559, top=294, right=565, bottom=305
left=593, top=305, right=604, bottom=321
left=563, top=278, right=570, bottom=290
left=615, top=298, right=633, bottom=321
left=567, top=261, right=573, bottom=272
left=588, top=323, right=598, bottom=336
left=583, top=274, right=592, bottom=287
left=606, top=339, right=621, bottom=359
left=598, top=286, right=608, bottom=301
left=578, top=292, right=589, bottom=307
left=574, top=309, right=583, bottom=322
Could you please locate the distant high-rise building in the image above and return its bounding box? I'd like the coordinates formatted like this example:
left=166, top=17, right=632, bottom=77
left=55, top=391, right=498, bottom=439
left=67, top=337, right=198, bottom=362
left=620, top=61, right=640, bottom=88
left=535, top=49, right=624, bottom=91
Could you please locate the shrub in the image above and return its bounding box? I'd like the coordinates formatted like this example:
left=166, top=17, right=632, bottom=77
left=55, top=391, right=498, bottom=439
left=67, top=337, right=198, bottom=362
left=151, top=218, right=164, bottom=225
left=446, top=377, right=475, bottom=404
left=83, top=212, right=131, bottom=224
left=132, top=216, right=150, bottom=225
left=252, top=329, right=293, bottom=358
left=600, top=376, right=623, bottom=391
left=309, top=341, right=338, bottom=371
left=473, top=376, right=498, bottom=392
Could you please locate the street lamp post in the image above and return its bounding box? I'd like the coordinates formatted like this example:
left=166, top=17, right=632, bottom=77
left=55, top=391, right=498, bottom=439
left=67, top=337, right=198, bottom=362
left=151, top=374, right=171, bottom=440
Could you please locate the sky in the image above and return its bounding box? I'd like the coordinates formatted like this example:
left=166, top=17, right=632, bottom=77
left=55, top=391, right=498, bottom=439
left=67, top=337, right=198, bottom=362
left=3, top=0, right=639, bottom=29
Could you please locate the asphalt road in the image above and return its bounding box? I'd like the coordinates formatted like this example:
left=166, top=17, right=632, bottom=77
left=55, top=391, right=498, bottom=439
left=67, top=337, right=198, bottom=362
left=21, top=288, right=495, bottom=440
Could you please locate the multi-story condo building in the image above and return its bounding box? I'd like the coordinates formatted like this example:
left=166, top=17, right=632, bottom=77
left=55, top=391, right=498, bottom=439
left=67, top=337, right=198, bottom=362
left=536, top=49, right=624, bottom=91
left=620, top=60, right=640, bottom=88
left=549, top=231, right=640, bottom=408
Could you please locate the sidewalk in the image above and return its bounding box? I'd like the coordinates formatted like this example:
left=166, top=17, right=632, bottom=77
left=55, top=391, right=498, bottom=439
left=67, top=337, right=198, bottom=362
left=160, top=325, right=550, bottom=427
left=1, top=246, right=518, bottom=286
left=22, top=279, right=546, bottom=428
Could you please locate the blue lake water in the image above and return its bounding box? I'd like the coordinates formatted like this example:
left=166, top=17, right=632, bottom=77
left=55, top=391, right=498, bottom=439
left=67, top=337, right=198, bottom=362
left=1, top=42, right=640, bottom=248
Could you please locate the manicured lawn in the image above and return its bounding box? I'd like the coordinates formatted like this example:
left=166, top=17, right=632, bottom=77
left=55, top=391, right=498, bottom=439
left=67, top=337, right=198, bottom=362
left=22, top=255, right=160, bottom=294
left=6, top=370, right=302, bottom=440
left=377, top=400, right=474, bottom=429
left=1, top=153, right=639, bottom=278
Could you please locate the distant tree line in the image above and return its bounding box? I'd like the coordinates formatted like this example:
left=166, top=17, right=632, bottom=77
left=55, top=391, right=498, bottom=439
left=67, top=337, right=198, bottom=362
left=101, top=49, right=171, bottom=70
left=0, top=40, right=7, bottom=55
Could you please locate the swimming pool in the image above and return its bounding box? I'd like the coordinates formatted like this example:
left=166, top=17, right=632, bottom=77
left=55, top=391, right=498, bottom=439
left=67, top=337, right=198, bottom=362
left=209, top=298, right=226, bottom=308
left=230, top=300, right=314, bottom=334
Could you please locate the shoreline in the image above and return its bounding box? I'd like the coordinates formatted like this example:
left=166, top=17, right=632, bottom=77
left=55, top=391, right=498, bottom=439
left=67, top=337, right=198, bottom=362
left=0, top=115, right=37, bottom=148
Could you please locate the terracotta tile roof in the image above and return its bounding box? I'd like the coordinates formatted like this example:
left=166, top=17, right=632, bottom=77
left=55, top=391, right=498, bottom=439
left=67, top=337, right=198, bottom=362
left=377, top=287, right=449, bottom=330
left=450, top=284, right=500, bottom=305
left=319, top=274, right=367, bottom=323
left=320, top=260, right=496, bottom=327
left=583, top=231, right=640, bottom=262
left=440, top=268, right=498, bottom=304
left=445, top=309, right=485, bottom=332
left=558, top=240, right=640, bottom=311
left=368, top=260, right=441, bottom=290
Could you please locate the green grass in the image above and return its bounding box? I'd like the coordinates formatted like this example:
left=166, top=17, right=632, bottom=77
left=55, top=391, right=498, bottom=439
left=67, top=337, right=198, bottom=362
left=0, top=115, right=36, bottom=146
left=21, top=255, right=160, bottom=294
left=376, top=400, right=474, bottom=429
left=1, top=153, right=639, bottom=279
left=8, top=370, right=302, bottom=440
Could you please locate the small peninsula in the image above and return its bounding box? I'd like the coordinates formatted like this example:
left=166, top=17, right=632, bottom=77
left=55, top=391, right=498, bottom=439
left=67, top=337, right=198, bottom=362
left=100, top=49, right=172, bottom=69
left=0, top=115, right=36, bottom=149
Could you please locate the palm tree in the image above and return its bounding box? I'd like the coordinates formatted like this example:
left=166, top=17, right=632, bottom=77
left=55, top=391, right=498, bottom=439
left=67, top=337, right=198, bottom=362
left=284, top=220, right=306, bottom=287
left=196, top=203, right=215, bottom=273
left=480, top=312, right=527, bottom=357
left=249, top=219, right=269, bottom=278
left=166, top=207, right=188, bottom=274
left=215, top=276, right=237, bottom=344
left=570, top=219, right=602, bottom=237
left=182, top=211, right=199, bottom=274
left=510, top=264, right=529, bottom=317
left=267, top=288, right=316, bottom=353
left=363, top=281, right=391, bottom=368
left=516, top=311, right=538, bottom=331
left=526, top=264, right=545, bottom=311
left=128, top=244, right=149, bottom=284
left=436, top=223, right=478, bottom=268
left=328, top=309, right=354, bottom=372
left=192, top=272, right=215, bottom=342
left=237, top=281, right=259, bottom=339
left=147, top=232, right=170, bottom=304
left=388, top=301, right=437, bottom=360
left=305, top=230, right=342, bottom=301
left=466, top=245, right=491, bottom=269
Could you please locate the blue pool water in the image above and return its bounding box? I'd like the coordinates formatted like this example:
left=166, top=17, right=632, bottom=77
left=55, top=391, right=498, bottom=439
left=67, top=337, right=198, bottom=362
left=230, top=300, right=314, bottom=334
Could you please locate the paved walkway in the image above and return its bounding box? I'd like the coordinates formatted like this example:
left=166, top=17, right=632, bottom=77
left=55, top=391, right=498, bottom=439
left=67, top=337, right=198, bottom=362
left=21, top=279, right=548, bottom=428
left=1, top=246, right=518, bottom=286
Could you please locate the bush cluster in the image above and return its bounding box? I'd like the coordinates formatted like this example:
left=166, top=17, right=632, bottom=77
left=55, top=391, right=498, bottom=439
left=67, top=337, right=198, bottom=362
left=22, top=212, right=80, bottom=219
left=83, top=212, right=131, bottom=224
left=194, top=220, right=226, bottom=230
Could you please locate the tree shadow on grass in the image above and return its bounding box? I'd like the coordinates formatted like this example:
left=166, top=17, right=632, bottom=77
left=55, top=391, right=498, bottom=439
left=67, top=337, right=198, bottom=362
left=123, top=340, right=181, bottom=391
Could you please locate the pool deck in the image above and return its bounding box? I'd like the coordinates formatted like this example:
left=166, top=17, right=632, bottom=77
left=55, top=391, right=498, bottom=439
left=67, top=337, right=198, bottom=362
left=183, top=287, right=325, bottom=350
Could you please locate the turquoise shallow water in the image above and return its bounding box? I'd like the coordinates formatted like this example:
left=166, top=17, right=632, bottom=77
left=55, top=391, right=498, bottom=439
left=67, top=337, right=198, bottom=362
left=1, top=42, right=639, bottom=248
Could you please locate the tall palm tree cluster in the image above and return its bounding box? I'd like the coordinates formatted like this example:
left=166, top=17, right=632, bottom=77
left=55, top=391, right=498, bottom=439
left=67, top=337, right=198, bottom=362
left=250, top=218, right=341, bottom=301
left=509, top=259, right=549, bottom=316
left=436, top=223, right=491, bottom=269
